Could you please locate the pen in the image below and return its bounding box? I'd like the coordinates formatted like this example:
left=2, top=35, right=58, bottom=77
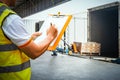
left=50, top=23, right=52, bottom=26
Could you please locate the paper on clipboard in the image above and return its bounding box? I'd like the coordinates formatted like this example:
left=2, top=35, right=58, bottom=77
left=34, top=14, right=72, bottom=50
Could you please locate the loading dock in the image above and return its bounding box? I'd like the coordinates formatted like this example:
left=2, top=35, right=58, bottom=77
left=1, top=1, right=120, bottom=80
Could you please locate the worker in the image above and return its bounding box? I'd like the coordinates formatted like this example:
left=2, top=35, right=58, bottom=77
left=51, top=50, right=57, bottom=56
left=0, top=0, right=58, bottom=80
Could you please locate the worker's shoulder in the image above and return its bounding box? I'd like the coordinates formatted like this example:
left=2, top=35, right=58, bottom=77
left=3, top=14, right=22, bottom=27
left=7, top=14, right=21, bottom=20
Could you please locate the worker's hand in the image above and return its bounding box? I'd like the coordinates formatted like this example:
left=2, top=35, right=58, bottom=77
left=46, top=24, right=58, bottom=41
left=31, top=32, right=42, bottom=40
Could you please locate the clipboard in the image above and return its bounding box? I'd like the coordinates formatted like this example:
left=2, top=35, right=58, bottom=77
left=34, top=13, right=72, bottom=50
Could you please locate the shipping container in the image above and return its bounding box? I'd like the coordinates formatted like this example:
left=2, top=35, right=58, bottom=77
left=88, top=2, right=120, bottom=58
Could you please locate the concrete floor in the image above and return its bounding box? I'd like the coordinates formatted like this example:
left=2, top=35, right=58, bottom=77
left=31, top=51, right=120, bottom=80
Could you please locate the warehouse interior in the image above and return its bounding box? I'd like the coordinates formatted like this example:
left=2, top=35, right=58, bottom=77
left=11, top=0, right=120, bottom=80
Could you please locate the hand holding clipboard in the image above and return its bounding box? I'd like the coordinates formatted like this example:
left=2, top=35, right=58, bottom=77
left=34, top=13, right=72, bottom=50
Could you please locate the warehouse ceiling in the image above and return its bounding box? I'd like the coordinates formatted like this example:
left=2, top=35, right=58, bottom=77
left=14, top=0, right=71, bottom=17
left=16, top=0, right=25, bottom=5
left=15, top=0, right=28, bottom=9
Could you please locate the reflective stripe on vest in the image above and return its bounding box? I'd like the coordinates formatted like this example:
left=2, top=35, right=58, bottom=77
left=0, top=6, right=6, bottom=15
left=0, top=43, right=18, bottom=51
left=0, top=60, right=30, bottom=73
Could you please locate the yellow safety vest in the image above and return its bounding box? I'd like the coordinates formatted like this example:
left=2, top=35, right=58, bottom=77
left=0, top=3, right=31, bottom=80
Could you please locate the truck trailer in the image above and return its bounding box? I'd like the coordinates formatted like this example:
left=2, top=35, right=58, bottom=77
left=88, top=2, right=120, bottom=58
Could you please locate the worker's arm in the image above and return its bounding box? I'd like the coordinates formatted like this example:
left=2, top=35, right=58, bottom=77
left=19, top=25, right=58, bottom=59
left=2, top=14, right=58, bottom=59
left=31, top=32, right=42, bottom=40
